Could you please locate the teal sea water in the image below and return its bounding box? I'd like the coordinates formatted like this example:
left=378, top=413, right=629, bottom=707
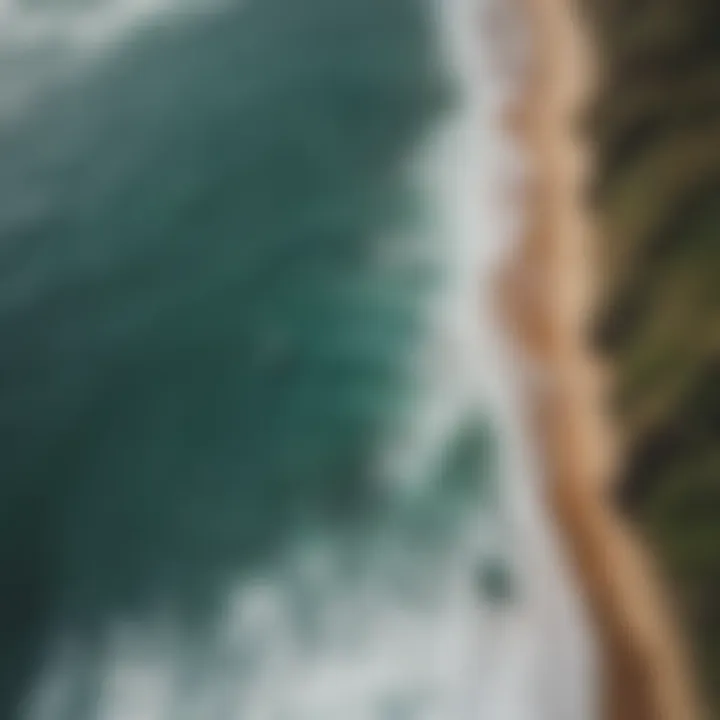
left=0, top=1, right=596, bottom=718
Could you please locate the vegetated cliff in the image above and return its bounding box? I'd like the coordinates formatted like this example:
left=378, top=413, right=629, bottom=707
left=584, top=0, right=720, bottom=708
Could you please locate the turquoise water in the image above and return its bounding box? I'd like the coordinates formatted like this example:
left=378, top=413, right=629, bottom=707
left=0, top=0, right=479, bottom=715
left=0, top=1, right=597, bottom=718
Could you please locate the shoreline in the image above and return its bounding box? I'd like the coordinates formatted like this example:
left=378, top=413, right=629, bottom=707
left=499, top=0, right=702, bottom=717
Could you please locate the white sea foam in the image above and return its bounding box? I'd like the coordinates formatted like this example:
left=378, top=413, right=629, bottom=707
left=430, top=0, right=599, bottom=717
left=0, top=0, right=214, bottom=50
left=24, top=0, right=597, bottom=718
left=0, top=0, right=220, bottom=119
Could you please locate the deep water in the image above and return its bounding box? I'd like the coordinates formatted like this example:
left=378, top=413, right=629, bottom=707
left=0, top=1, right=596, bottom=718
left=0, top=0, right=476, bottom=716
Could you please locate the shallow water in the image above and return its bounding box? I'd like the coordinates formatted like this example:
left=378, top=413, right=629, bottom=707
left=0, top=0, right=595, bottom=717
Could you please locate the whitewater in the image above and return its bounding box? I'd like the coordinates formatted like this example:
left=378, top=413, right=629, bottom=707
left=0, top=0, right=596, bottom=718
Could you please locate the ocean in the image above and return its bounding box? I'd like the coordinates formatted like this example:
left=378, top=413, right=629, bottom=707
left=0, top=0, right=595, bottom=718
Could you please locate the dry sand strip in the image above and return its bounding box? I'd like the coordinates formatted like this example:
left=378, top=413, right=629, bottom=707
left=498, top=0, right=704, bottom=717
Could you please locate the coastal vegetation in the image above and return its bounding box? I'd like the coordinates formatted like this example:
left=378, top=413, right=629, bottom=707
left=586, top=0, right=720, bottom=708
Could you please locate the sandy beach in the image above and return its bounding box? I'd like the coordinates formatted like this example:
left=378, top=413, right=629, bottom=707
left=500, top=0, right=702, bottom=717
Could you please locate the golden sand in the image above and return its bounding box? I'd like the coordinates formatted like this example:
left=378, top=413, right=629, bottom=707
left=499, top=0, right=702, bottom=717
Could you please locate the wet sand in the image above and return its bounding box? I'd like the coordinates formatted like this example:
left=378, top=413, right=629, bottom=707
left=499, top=0, right=702, bottom=717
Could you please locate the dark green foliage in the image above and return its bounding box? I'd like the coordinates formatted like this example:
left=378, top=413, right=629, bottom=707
left=585, top=0, right=720, bottom=708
